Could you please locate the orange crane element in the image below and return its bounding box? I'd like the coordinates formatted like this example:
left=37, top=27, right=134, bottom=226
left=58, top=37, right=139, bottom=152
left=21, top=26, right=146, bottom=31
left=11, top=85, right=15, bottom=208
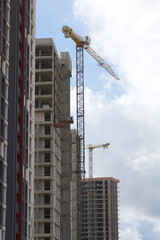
left=54, top=117, right=74, bottom=128
left=86, top=143, right=110, bottom=179
left=62, top=26, right=120, bottom=80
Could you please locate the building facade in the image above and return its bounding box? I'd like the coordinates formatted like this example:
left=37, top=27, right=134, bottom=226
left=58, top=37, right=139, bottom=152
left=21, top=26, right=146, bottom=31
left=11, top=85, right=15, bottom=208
left=0, top=1, right=10, bottom=239
left=34, top=39, right=74, bottom=240
left=6, top=0, right=36, bottom=240
left=81, top=177, right=119, bottom=240
left=70, top=129, right=81, bottom=240
left=34, top=38, right=61, bottom=240
left=60, top=52, right=72, bottom=240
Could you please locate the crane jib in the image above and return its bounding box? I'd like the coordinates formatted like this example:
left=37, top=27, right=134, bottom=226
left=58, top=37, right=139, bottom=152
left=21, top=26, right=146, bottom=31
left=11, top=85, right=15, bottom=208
left=62, top=25, right=119, bottom=80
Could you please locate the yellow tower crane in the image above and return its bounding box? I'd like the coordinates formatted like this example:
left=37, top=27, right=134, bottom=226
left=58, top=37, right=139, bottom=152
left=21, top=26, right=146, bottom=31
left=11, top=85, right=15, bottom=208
left=86, top=142, right=110, bottom=179
left=62, top=26, right=119, bottom=80
left=62, top=26, right=118, bottom=238
left=86, top=142, right=110, bottom=239
left=62, top=26, right=119, bottom=183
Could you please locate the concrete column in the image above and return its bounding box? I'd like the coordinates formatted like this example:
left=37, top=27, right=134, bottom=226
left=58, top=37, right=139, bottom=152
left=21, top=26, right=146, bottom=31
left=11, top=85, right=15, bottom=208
left=70, top=129, right=81, bottom=240
left=60, top=52, right=72, bottom=240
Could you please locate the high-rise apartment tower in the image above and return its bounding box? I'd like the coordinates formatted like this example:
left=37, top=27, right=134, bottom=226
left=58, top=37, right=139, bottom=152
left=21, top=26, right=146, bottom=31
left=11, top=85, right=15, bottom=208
left=81, top=177, right=119, bottom=240
left=34, top=38, right=61, bottom=240
left=34, top=38, right=72, bottom=240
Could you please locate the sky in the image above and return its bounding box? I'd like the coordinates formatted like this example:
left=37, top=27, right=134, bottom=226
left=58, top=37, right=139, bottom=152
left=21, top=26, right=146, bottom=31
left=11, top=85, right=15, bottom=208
left=36, top=0, right=160, bottom=239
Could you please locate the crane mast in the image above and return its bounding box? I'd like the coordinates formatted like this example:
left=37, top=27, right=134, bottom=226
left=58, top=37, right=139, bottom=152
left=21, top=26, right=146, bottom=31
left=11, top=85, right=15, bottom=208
left=86, top=143, right=110, bottom=179
left=86, top=142, right=110, bottom=239
left=76, top=45, right=85, bottom=179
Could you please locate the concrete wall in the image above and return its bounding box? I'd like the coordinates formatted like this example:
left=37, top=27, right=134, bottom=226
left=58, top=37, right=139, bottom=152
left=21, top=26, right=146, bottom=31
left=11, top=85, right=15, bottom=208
left=34, top=39, right=61, bottom=240
left=60, top=52, right=72, bottom=240
left=70, top=129, right=81, bottom=240
left=81, top=178, right=119, bottom=240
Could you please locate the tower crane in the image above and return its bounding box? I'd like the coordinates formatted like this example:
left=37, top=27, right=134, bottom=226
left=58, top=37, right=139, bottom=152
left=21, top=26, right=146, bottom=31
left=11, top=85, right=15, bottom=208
left=62, top=26, right=119, bottom=239
left=62, top=26, right=119, bottom=183
left=86, top=142, right=110, bottom=179
left=86, top=142, right=110, bottom=239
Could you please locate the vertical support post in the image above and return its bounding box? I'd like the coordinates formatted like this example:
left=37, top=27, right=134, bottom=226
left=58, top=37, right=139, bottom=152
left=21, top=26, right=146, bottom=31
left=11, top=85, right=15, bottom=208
left=76, top=45, right=85, bottom=179
left=88, top=148, right=94, bottom=239
left=89, top=149, right=93, bottom=179
left=76, top=45, right=85, bottom=239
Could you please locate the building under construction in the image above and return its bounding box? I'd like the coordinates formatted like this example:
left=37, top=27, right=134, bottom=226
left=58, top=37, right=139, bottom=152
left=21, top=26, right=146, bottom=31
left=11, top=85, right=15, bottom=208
left=81, top=177, right=119, bottom=240
left=70, top=129, right=81, bottom=240
left=33, top=30, right=120, bottom=239
left=34, top=38, right=62, bottom=240
left=34, top=38, right=73, bottom=240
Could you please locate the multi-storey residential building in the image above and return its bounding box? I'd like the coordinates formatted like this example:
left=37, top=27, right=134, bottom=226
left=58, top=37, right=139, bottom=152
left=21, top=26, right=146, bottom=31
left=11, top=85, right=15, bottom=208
left=34, top=38, right=73, bottom=240
left=81, top=177, right=119, bottom=240
left=34, top=38, right=62, bottom=240
left=6, top=1, right=36, bottom=240
left=34, top=39, right=60, bottom=239
left=0, top=1, right=10, bottom=240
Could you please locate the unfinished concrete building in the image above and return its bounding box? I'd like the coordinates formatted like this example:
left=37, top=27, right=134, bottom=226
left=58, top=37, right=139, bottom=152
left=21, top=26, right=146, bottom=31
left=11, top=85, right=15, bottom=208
left=34, top=39, right=73, bottom=240
left=70, top=129, right=81, bottom=240
left=34, top=39, right=61, bottom=240
left=81, top=177, right=119, bottom=240
left=60, top=52, right=72, bottom=240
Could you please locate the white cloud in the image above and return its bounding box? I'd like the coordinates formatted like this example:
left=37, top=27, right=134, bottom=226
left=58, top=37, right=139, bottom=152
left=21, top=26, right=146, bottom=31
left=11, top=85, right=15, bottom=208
left=71, top=85, right=160, bottom=238
left=126, top=151, right=160, bottom=175
left=121, top=228, right=142, bottom=240
left=153, top=221, right=160, bottom=235
left=72, top=1, right=160, bottom=238
left=73, top=0, right=160, bottom=100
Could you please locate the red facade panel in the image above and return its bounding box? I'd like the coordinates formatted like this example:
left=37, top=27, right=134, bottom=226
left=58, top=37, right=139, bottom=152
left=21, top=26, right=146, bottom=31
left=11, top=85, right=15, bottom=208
left=16, top=1, right=25, bottom=239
